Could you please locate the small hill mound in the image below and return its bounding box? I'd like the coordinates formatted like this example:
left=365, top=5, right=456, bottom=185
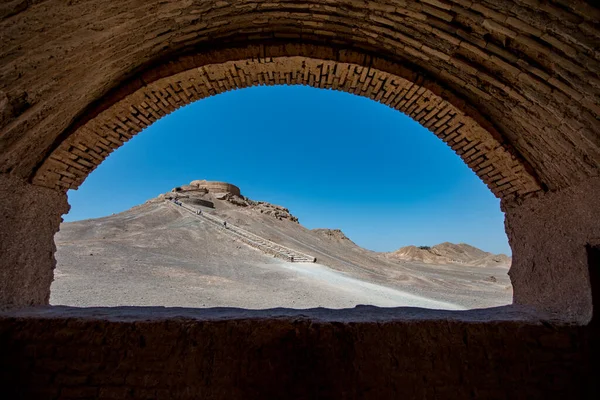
left=388, top=242, right=510, bottom=267
left=311, top=229, right=356, bottom=244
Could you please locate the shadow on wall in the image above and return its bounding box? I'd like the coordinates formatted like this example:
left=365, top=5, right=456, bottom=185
left=588, top=243, right=600, bottom=326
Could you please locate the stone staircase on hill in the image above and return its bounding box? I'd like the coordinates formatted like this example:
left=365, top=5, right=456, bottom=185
left=167, top=200, right=316, bottom=263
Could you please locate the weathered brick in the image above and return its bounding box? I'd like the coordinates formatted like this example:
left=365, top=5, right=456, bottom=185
left=482, top=19, right=517, bottom=38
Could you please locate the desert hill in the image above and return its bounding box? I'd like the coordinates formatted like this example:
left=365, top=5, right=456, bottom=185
left=387, top=243, right=511, bottom=267
left=51, top=180, right=512, bottom=310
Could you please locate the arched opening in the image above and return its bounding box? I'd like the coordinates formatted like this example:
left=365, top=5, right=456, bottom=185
left=51, top=85, right=514, bottom=310
left=32, top=53, right=541, bottom=200
left=1, top=44, right=597, bottom=321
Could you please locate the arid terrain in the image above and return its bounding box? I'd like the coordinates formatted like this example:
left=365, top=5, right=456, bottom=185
left=51, top=181, right=512, bottom=310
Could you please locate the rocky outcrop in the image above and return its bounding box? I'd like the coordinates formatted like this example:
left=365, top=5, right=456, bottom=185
left=387, top=242, right=511, bottom=267
left=251, top=201, right=299, bottom=223
left=312, top=229, right=355, bottom=244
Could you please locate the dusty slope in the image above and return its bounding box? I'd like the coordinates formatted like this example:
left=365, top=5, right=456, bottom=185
left=53, top=193, right=512, bottom=310
left=205, top=203, right=511, bottom=308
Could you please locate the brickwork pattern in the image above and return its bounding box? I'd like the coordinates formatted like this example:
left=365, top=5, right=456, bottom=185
left=32, top=56, right=541, bottom=199
left=0, top=1, right=599, bottom=196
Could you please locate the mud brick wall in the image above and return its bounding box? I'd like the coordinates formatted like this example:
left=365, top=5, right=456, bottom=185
left=31, top=56, right=541, bottom=199
left=0, top=308, right=596, bottom=399
left=0, top=175, right=69, bottom=309
left=1, top=1, right=597, bottom=199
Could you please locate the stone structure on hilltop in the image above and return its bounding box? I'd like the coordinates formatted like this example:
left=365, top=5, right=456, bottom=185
left=170, top=180, right=241, bottom=197
left=189, top=180, right=242, bottom=197
left=161, top=180, right=299, bottom=223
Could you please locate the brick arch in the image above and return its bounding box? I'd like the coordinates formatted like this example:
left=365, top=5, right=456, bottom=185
left=1, top=1, right=599, bottom=198
left=32, top=52, right=542, bottom=199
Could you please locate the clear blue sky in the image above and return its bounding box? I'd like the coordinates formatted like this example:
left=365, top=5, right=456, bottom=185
left=65, top=85, right=511, bottom=255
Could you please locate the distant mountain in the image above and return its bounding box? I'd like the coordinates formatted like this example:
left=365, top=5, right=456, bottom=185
left=386, top=242, right=511, bottom=267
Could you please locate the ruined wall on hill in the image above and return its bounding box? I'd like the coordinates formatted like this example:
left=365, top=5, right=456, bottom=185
left=190, top=181, right=241, bottom=197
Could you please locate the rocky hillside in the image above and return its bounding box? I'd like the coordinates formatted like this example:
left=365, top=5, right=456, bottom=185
left=51, top=180, right=513, bottom=310
left=386, top=242, right=511, bottom=267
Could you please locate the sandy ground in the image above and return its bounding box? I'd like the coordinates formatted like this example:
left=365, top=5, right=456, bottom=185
left=53, top=258, right=462, bottom=310
left=51, top=202, right=512, bottom=310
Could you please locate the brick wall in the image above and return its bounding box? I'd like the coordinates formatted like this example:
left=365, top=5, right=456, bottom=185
left=32, top=56, right=541, bottom=199
left=0, top=1, right=597, bottom=196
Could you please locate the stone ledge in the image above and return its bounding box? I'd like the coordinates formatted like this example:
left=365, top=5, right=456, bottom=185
left=0, top=304, right=555, bottom=324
